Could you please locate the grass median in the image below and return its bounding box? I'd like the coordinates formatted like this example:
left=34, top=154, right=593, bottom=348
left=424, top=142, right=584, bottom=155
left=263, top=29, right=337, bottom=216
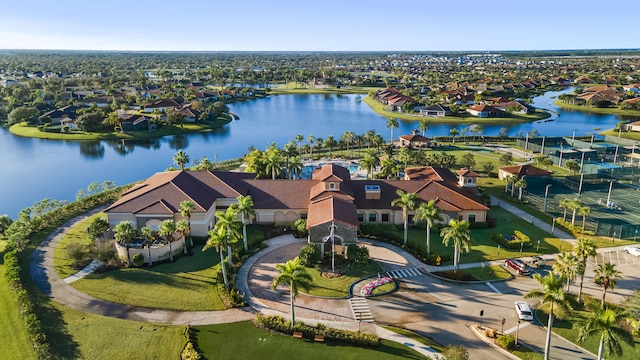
left=305, top=260, right=384, bottom=298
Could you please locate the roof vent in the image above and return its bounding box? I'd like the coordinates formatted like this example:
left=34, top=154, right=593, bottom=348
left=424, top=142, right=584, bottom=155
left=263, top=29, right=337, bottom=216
left=365, top=185, right=381, bottom=200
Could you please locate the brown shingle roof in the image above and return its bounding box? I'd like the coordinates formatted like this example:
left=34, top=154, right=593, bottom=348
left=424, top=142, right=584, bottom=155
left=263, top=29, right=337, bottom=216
left=307, top=196, right=358, bottom=228
left=499, top=164, right=552, bottom=177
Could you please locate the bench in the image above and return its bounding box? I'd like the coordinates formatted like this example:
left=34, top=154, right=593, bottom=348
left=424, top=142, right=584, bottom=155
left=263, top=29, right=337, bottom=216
left=293, top=332, right=303, bottom=339
left=314, top=334, right=325, bottom=343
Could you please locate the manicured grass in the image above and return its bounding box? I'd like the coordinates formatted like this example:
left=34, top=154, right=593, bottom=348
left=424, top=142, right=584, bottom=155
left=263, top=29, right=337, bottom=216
left=364, top=96, right=550, bottom=124
left=194, top=320, right=426, bottom=360
left=54, top=212, right=106, bottom=279
left=553, top=100, right=640, bottom=117
left=305, top=260, right=384, bottom=298
left=600, top=129, right=640, bottom=141
left=536, top=310, right=640, bottom=360
left=406, top=207, right=572, bottom=265
left=381, top=325, right=445, bottom=353
left=39, top=300, right=185, bottom=359
left=0, top=240, right=38, bottom=360
left=9, top=116, right=231, bottom=140
left=457, top=265, right=512, bottom=280
left=370, top=281, right=396, bottom=295
left=71, top=244, right=226, bottom=311
left=512, top=346, right=544, bottom=360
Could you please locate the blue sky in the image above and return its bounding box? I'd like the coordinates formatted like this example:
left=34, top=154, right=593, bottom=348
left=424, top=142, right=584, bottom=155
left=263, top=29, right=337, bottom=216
left=1, top=0, right=638, bottom=51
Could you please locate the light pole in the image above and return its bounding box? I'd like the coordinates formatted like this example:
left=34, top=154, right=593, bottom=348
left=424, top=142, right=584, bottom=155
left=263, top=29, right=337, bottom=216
left=329, top=222, right=337, bottom=273
left=543, top=184, right=552, bottom=213
left=613, top=145, right=619, bottom=164
left=524, top=132, right=529, bottom=152
left=580, top=151, right=586, bottom=172
left=541, top=136, right=546, bottom=155
left=572, top=129, right=577, bottom=145
left=578, top=172, right=584, bottom=196
left=606, top=179, right=615, bottom=207
left=551, top=218, right=555, bottom=235
left=515, top=320, right=521, bottom=347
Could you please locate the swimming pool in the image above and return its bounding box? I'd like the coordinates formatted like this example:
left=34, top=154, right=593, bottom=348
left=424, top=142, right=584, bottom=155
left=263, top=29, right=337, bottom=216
left=301, top=161, right=360, bottom=179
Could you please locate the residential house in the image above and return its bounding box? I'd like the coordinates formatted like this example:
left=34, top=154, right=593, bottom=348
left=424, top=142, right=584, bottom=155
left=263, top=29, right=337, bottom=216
left=498, top=164, right=552, bottom=181
left=420, top=104, right=451, bottom=118
left=624, top=120, right=640, bottom=132
left=399, top=130, right=431, bottom=148
left=466, top=104, right=503, bottom=118
left=574, top=75, right=593, bottom=84
left=144, top=99, right=182, bottom=113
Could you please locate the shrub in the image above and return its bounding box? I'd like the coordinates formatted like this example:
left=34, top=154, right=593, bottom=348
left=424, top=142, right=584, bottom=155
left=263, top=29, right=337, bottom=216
left=66, top=242, right=90, bottom=267
left=292, top=218, right=308, bottom=237
left=354, top=245, right=370, bottom=264
left=496, top=334, right=516, bottom=350
left=87, top=217, right=109, bottom=240
left=91, top=239, right=118, bottom=264
left=298, top=243, right=321, bottom=267
left=216, top=283, right=246, bottom=308
left=181, top=342, right=201, bottom=360
left=490, top=233, right=531, bottom=249
left=469, top=222, right=489, bottom=229
left=131, top=253, right=145, bottom=267
left=442, top=344, right=470, bottom=360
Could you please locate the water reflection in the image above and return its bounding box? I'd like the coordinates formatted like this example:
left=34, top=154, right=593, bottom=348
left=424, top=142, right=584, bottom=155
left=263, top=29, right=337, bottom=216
left=79, top=141, right=105, bottom=160
left=168, top=134, right=189, bottom=150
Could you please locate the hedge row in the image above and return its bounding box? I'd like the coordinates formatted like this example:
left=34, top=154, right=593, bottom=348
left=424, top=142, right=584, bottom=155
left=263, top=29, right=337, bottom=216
left=490, top=232, right=532, bottom=249
left=4, top=249, right=51, bottom=359
left=255, top=314, right=379, bottom=348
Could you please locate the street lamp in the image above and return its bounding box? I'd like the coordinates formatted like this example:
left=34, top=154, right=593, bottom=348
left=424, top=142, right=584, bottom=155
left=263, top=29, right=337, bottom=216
left=580, top=151, right=586, bottom=172
left=606, top=179, right=615, bottom=207
left=572, top=129, right=577, bottom=145
left=551, top=218, right=556, bottom=235
left=541, top=136, right=546, bottom=155
left=543, top=184, right=552, bottom=213
left=329, top=222, right=337, bottom=273
left=515, top=320, right=521, bottom=347
left=578, top=172, right=585, bottom=196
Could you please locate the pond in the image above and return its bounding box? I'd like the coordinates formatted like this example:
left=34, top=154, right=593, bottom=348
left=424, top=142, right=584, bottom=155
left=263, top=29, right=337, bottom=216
left=0, top=90, right=633, bottom=217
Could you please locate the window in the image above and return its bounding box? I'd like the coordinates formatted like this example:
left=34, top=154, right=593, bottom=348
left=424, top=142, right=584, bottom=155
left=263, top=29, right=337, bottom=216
left=381, top=213, right=389, bottom=222
left=300, top=213, right=307, bottom=220
left=467, top=178, right=474, bottom=183
left=408, top=214, right=414, bottom=223
left=369, top=213, right=377, bottom=222
left=458, top=215, right=463, bottom=221
left=357, top=213, right=364, bottom=222
left=329, top=182, right=336, bottom=189
left=468, top=214, right=477, bottom=223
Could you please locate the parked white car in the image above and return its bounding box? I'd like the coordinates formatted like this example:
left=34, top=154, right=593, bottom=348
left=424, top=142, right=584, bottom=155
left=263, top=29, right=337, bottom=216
left=514, top=301, right=533, bottom=321
left=624, top=246, right=640, bottom=257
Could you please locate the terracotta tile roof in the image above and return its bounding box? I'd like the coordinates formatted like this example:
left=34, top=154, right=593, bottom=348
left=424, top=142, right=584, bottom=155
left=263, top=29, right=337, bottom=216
left=312, top=163, right=350, bottom=182
left=399, top=133, right=430, bottom=142
left=457, top=168, right=480, bottom=177
left=307, top=196, right=358, bottom=228
left=245, top=179, right=315, bottom=209
left=499, top=164, right=552, bottom=177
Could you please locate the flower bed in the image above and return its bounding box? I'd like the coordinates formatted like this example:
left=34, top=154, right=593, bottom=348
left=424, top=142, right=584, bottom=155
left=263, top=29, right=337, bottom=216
left=360, top=277, right=393, bottom=296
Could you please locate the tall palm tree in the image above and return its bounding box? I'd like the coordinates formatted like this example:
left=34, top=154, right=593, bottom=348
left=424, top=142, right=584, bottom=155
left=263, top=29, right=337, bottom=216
left=231, top=195, right=256, bottom=252
left=414, top=200, right=443, bottom=257
left=449, top=128, right=459, bottom=144
left=204, top=227, right=229, bottom=288
left=524, top=273, right=573, bottom=360
left=440, top=219, right=472, bottom=273
left=264, top=149, right=283, bottom=180
left=176, top=219, right=190, bottom=254
left=574, top=238, right=597, bottom=302
left=386, top=117, right=399, bottom=143
left=559, top=198, right=572, bottom=221
left=419, top=119, right=429, bottom=137
left=214, top=207, right=242, bottom=267
left=295, top=133, right=304, bottom=156
left=341, top=131, right=355, bottom=158
left=579, top=206, right=591, bottom=230
left=114, top=221, right=136, bottom=266
left=173, top=150, right=190, bottom=170
left=593, top=262, right=622, bottom=308
left=307, top=135, right=315, bottom=160
left=515, top=178, right=527, bottom=201
left=577, top=307, right=633, bottom=360
left=159, top=219, right=177, bottom=262
left=569, top=198, right=582, bottom=226
left=180, top=200, right=196, bottom=247
left=324, top=135, right=338, bottom=158
left=552, top=251, right=580, bottom=292
left=380, top=157, right=398, bottom=179
left=359, top=151, right=380, bottom=180
left=288, top=156, right=303, bottom=179
left=140, top=226, right=156, bottom=267
left=271, top=257, right=312, bottom=327
left=392, top=190, right=419, bottom=246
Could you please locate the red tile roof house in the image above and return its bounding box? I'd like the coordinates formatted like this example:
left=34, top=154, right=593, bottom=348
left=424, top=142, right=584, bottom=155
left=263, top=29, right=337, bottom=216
left=466, top=104, right=504, bottom=118
left=497, top=164, right=552, bottom=181
left=106, top=164, right=488, bottom=256
left=399, top=130, right=432, bottom=149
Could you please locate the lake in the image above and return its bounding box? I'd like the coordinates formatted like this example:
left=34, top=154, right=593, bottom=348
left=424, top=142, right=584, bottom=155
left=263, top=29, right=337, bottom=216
left=0, top=89, right=633, bottom=217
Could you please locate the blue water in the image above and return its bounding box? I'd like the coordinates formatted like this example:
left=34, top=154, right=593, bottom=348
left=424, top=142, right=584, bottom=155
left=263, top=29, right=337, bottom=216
left=0, top=90, right=635, bottom=217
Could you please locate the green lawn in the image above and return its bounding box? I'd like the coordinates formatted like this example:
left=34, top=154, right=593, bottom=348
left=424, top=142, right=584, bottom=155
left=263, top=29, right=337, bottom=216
left=54, top=212, right=106, bottom=279
left=305, top=260, right=383, bottom=298
left=194, top=321, right=427, bottom=360
left=71, top=244, right=226, bottom=311
left=536, top=310, right=640, bottom=360
left=456, top=265, right=512, bottom=280
left=406, top=207, right=572, bottom=265
left=39, top=300, right=185, bottom=359
left=0, top=240, right=38, bottom=360
left=381, top=325, right=444, bottom=353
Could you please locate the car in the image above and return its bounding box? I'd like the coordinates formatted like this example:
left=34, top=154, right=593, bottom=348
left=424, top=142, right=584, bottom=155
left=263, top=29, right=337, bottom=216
left=527, top=256, right=545, bottom=268
left=624, top=246, right=640, bottom=257
left=515, top=301, right=533, bottom=321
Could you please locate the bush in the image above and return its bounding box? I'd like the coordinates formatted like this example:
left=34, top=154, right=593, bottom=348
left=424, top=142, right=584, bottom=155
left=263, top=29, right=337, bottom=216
left=490, top=233, right=532, bottom=249
left=292, top=218, right=308, bottom=237
left=469, top=222, right=489, bottom=229
left=255, top=315, right=379, bottom=347
left=91, top=239, right=118, bottom=264
left=298, top=243, right=321, bottom=267
left=131, top=253, right=145, bottom=267
left=496, top=334, right=516, bottom=350
left=66, top=242, right=90, bottom=267
left=181, top=341, right=201, bottom=360
left=216, top=283, right=246, bottom=308
left=442, top=344, right=470, bottom=360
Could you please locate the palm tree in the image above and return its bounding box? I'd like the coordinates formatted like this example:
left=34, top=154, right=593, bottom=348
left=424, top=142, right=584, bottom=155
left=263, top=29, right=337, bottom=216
left=173, top=150, right=190, bottom=170
left=180, top=200, right=196, bottom=247
left=140, top=226, right=156, bottom=267
left=515, top=178, right=527, bottom=201
left=574, top=238, right=597, bottom=302
left=419, top=119, right=429, bottom=137
left=593, top=262, right=622, bottom=308
left=341, top=131, right=355, bottom=158
left=569, top=198, right=582, bottom=226
left=324, top=135, right=338, bottom=158
left=391, top=190, right=419, bottom=246
left=524, top=273, right=573, bottom=360
left=231, top=195, right=256, bottom=252
left=579, top=206, right=591, bottom=230
left=214, top=207, right=242, bottom=267
left=559, top=198, right=572, bottom=221
left=440, top=219, right=472, bottom=273
left=449, top=128, right=459, bottom=144
left=359, top=151, right=380, bottom=180
left=414, top=200, right=443, bottom=257
left=264, top=150, right=283, bottom=180
left=295, top=133, right=304, bottom=155
left=307, top=135, right=315, bottom=160
left=386, top=117, right=399, bottom=143
left=114, top=221, right=136, bottom=266
left=271, top=257, right=312, bottom=327
left=577, top=307, right=634, bottom=360
left=176, top=219, right=190, bottom=254
left=203, top=227, right=229, bottom=288
left=552, top=251, right=580, bottom=292
left=288, top=156, right=303, bottom=179
left=380, top=157, right=398, bottom=179
left=159, top=220, right=177, bottom=262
